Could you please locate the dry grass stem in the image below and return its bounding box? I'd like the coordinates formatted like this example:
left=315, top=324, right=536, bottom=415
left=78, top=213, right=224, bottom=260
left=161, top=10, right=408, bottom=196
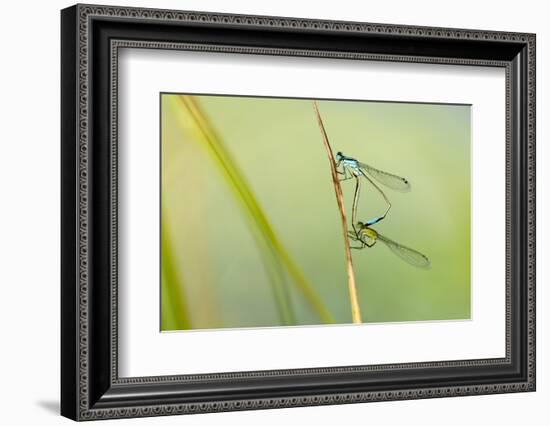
left=312, top=101, right=362, bottom=324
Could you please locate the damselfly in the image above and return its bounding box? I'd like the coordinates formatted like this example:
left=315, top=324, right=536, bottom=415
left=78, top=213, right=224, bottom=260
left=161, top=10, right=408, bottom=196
left=335, top=152, right=411, bottom=228
left=348, top=221, right=431, bottom=269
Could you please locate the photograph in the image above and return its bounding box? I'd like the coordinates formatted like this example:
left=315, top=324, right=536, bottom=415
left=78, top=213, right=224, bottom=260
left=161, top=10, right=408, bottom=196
left=160, top=94, right=471, bottom=331
left=58, top=3, right=535, bottom=420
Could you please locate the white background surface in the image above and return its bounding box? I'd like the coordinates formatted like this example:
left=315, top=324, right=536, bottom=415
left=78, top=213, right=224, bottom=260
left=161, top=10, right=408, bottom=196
left=0, top=0, right=547, bottom=424
left=119, top=50, right=506, bottom=377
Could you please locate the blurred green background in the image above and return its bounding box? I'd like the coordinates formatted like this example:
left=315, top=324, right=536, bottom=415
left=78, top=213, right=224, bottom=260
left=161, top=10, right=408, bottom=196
left=161, top=94, right=471, bottom=331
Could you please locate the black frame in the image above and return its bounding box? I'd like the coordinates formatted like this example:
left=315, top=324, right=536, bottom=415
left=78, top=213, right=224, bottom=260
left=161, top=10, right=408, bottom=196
left=61, top=4, right=536, bottom=421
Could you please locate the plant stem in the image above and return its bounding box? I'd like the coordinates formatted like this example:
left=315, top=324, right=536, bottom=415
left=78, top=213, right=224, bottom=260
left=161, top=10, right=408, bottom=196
left=177, top=95, right=335, bottom=324
left=312, top=101, right=363, bottom=324
left=161, top=215, right=192, bottom=330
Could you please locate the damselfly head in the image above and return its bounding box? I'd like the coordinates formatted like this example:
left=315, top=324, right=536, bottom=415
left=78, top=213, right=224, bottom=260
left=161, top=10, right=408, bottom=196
left=357, top=221, right=365, bottom=228
left=335, top=151, right=344, bottom=161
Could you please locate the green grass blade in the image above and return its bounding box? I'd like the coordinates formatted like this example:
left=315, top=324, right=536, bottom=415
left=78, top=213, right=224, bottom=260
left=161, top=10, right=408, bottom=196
left=176, top=95, right=334, bottom=324
left=161, top=215, right=192, bottom=330
left=175, top=96, right=294, bottom=325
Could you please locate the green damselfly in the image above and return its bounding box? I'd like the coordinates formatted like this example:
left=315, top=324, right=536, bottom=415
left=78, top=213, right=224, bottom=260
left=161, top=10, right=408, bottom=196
left=348, top=221, right=431, bottom=268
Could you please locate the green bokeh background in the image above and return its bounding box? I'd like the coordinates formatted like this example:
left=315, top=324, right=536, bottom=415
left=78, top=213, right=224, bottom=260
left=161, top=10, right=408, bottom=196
left=161, top=94, right=471, bottom=330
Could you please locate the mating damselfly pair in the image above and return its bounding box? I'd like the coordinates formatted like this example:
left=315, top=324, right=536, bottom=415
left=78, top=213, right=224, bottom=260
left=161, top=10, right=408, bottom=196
left=335, top=151, right=431, bottom=269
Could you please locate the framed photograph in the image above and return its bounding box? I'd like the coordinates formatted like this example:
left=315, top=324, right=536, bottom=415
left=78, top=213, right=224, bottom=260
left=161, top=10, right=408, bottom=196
left=61, top=3, right=536, bottom=421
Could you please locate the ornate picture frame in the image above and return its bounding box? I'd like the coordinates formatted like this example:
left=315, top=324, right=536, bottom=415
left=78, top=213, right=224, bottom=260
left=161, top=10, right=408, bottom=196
left=61, top=4, right=535, bottom=421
